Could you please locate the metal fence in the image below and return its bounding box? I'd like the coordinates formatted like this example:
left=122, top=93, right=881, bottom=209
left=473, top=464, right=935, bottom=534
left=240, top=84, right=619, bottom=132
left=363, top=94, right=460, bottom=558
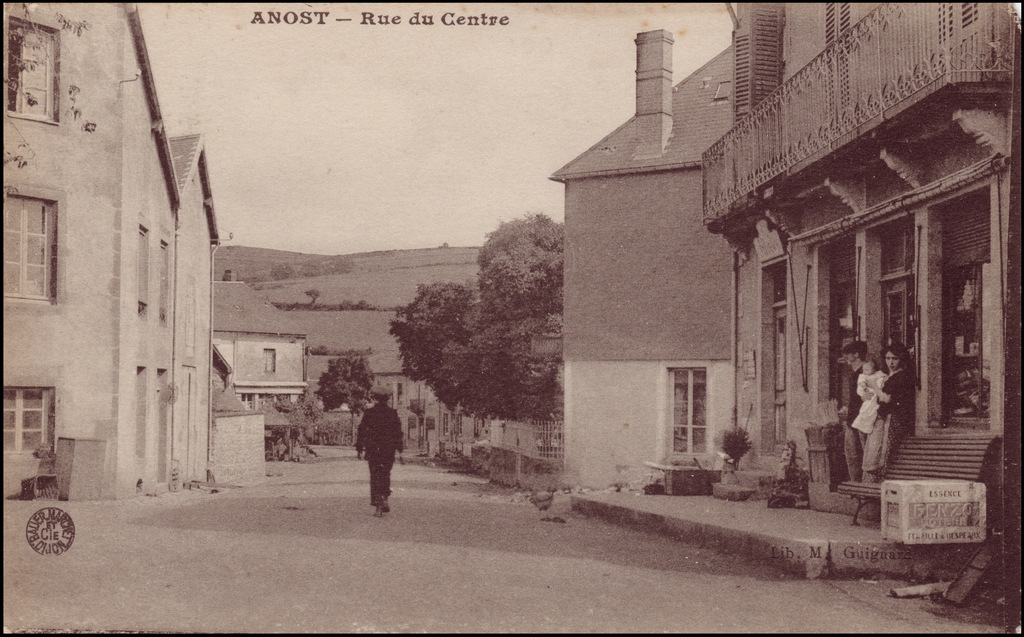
left=491, top=419, right=564, bottom=461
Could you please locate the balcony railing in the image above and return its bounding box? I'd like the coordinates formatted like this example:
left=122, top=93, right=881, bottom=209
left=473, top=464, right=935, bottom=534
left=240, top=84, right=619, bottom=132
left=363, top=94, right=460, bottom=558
left=703, top=3, right=1014, bottom=223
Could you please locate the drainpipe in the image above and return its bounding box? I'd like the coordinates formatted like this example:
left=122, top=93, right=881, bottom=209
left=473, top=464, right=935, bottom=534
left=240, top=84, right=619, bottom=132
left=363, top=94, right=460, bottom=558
left=733, top=248, right=740, bottom=429
left=207, top=241, right=219, bottom=476
left=169, top=226, right=180, bottom=483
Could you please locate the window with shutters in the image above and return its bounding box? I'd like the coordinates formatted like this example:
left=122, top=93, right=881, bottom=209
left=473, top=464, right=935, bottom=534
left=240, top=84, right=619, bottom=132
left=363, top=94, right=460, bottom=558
left=939, top=190, right=990, bottom=426
left=4, top=195, right=57, bottom=300
left=732, top=4, right=783, bottom=120
left=824, top=3, right=851, bottom=46
left=824, top=3, right=852, bottom=110
left=939, top=3, right=980, bottom=46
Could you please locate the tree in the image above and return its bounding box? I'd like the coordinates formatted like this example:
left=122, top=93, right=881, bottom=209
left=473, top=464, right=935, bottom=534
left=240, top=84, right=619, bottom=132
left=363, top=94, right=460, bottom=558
left=272, top=388, right=325, bottom=440
left=315, top=353, right=374, bottom=413
left=390, top=213, right=563, bottom=420
left=389, top=282, right=475, bottom=408
left=304, top=288, right=321, bottom=305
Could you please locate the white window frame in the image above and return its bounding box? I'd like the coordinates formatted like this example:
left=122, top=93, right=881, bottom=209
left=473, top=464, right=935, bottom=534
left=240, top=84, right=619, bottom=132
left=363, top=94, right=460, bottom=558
left=6, top=17, right=59, bottom=122
left=4, top=387, right=52, bottom=453
left=4, top=195, right=55, bottom=300
left=263, top=348, right=277, bottom=373
left=670, top=368, right=709, bottom=455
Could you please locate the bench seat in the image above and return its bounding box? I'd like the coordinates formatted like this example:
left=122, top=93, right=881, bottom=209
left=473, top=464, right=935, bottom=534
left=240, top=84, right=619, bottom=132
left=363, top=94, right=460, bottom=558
left=836, top=435, right=999, bottom=525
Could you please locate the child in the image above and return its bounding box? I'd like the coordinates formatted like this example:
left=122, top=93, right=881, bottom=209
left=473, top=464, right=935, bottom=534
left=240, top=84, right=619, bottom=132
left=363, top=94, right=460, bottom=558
left=852, top=359, right=887, bottom=435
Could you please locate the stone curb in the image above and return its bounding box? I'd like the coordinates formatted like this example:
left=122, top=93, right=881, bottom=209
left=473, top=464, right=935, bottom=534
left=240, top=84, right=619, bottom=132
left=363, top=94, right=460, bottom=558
left=571, top=495, right=960, bottom=581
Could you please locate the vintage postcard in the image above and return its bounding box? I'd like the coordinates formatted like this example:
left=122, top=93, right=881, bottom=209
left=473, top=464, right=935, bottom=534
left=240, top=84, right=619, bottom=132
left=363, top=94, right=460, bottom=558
left=4, top=3, right=1020, bottom=633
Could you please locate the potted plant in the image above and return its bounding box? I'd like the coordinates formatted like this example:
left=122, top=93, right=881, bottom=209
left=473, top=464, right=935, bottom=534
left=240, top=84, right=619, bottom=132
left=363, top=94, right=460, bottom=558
left=718, top=427, right=752, bottom=483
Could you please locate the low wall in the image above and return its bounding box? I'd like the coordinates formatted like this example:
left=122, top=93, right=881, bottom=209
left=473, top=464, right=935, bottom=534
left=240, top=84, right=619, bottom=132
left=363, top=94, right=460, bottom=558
left=210, top=413, right=265, bottom=484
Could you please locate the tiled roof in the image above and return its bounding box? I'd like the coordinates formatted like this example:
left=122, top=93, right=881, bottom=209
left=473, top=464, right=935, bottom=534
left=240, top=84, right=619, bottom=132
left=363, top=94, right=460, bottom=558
left=214, top=281, right=306, bottom=336
left=168, top=134, right=202, bottom=195
left=552, top=47, right=733, bottom=180
left=306, top=349, right=404, bottom=395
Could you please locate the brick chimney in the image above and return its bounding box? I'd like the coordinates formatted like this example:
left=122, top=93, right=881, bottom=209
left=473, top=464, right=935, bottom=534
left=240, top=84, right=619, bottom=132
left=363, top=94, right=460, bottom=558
left=633, top=30, right=674, bottom=160
left=223, top=269, right=234, bottom=281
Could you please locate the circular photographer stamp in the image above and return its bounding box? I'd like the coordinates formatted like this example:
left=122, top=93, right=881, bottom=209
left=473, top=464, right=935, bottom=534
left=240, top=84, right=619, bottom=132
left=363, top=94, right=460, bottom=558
left=25, top=507, right=76, bottom=555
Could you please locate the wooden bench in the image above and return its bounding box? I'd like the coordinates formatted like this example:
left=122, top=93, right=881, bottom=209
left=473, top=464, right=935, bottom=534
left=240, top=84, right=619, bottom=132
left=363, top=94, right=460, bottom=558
left=837, top=435, right=1000, bottom=526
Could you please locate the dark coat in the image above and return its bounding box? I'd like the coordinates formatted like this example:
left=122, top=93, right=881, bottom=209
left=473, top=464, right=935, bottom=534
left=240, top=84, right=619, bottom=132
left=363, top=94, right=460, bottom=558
left=877, top=368, right=916, bottom=424
left=356, top=402, right=403, bottom=457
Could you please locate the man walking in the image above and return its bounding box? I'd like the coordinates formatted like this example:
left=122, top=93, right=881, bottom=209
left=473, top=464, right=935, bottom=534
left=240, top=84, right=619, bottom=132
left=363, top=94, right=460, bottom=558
left=356, top=386, right=403, bottom=517
left=839, top=340, right=868, bottom=482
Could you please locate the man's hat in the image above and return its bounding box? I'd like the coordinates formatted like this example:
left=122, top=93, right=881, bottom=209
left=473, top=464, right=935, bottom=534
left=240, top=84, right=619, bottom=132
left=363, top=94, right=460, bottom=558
left=370, top=385, right=392, bottom=400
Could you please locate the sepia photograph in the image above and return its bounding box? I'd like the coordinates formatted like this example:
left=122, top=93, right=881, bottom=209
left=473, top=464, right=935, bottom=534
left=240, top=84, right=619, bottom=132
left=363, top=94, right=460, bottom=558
left=3, top=2, right=1021, bottom=632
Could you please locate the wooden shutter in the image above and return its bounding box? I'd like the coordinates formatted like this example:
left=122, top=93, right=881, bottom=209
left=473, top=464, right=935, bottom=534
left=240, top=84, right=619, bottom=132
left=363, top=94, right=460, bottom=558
left=734, top=3, right=784, bottom=120
left=943, top=199, right=990, bottom=267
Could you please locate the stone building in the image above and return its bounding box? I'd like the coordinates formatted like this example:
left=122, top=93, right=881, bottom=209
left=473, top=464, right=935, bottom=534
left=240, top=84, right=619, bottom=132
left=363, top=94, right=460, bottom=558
left=4, top=4, right=219, bottom=498
left=702, top=3, right=1017, bottom=475
left=552, top=31, right=736, bottom=487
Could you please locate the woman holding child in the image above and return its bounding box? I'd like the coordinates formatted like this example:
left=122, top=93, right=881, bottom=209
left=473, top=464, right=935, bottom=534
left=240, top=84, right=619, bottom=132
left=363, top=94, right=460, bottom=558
left=862, top=342, right=916, bottom=482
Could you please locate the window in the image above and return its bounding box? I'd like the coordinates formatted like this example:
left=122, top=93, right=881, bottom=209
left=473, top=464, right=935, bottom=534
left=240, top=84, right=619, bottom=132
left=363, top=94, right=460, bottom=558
left=824, top=3, right=852, bottom=46
left=138, top=226, right=149, bottom=315
left=135, top=368, right=147, bottom=458
left=713, top=80, right=731, bottom=101
left=672, top=368, right=707, bottom=454
left=6, top=18, right=58, bottom=121
left=827, top=238, right=857, bottom=406
left=940, top=190, right=990, bottom=425
left=4, top=387, right=54, bottom=453
left=263, top=348, right=276, bottom=373
left=4, top=195, right=56, bottom=299
left=879, top=220, right=916, bottom=350
left=159, top=240, right=169, bottom=322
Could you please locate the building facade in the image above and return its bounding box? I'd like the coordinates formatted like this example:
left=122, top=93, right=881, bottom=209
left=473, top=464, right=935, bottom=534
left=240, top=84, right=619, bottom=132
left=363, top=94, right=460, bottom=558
left=703, top=4, right=1016, bottom=469
left=4, top=4, right=218, bottom=498
left=552, top=31, right=736, bottom=488
left=213, top=280, right=307, bottom=411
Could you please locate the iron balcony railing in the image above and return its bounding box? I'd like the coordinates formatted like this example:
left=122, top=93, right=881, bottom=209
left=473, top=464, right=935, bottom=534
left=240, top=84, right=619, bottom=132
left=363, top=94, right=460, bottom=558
left=702, top=3, right=1014, bottom=223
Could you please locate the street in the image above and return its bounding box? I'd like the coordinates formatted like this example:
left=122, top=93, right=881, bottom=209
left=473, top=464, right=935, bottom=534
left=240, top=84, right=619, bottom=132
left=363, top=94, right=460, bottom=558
left=3, top=449, right=998, bottom=633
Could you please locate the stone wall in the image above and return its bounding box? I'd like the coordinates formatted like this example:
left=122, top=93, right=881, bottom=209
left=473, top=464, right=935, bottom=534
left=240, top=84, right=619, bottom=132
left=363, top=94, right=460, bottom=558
left=210, top=413, right=265, bottom=484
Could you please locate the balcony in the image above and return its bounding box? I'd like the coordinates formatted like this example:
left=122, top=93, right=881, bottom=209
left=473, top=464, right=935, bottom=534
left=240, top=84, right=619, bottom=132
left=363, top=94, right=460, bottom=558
left=703, top=3, right=1014, bottom=224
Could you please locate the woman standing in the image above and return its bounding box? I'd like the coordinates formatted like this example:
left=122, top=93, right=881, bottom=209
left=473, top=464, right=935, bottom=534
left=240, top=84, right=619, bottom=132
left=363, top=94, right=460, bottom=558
left=867, top=342, right=916, bottom=481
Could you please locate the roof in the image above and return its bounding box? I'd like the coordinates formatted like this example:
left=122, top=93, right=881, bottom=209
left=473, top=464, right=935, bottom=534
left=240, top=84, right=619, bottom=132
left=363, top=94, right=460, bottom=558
left=213, top=387, right=249, bottom=414
left=168, top=133, right=220, bottom=244
left=169, top=134, right=201, bottom=195
left=125, top=7, right=179, bottom=211
left=306, top=351, right=404, bottom=394
left=214, top=281, right=307, bottom=336
left=551, top=46, right=734, bottom=181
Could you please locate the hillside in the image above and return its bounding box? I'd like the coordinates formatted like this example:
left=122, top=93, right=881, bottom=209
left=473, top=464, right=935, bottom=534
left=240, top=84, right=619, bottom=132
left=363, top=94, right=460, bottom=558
left=216, top=245, right=479, bottom=308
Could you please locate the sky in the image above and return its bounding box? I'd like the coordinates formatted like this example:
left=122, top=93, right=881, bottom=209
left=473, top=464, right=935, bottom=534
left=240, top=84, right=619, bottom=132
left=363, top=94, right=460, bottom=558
left=137, top=3, right=733, bottom=255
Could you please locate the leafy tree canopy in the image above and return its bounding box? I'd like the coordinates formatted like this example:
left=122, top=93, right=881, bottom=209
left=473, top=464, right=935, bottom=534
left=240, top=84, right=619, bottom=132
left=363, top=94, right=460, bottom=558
left=315, top=353, right=374, bottom=413
left=390, top=213, right=563, bottom=421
